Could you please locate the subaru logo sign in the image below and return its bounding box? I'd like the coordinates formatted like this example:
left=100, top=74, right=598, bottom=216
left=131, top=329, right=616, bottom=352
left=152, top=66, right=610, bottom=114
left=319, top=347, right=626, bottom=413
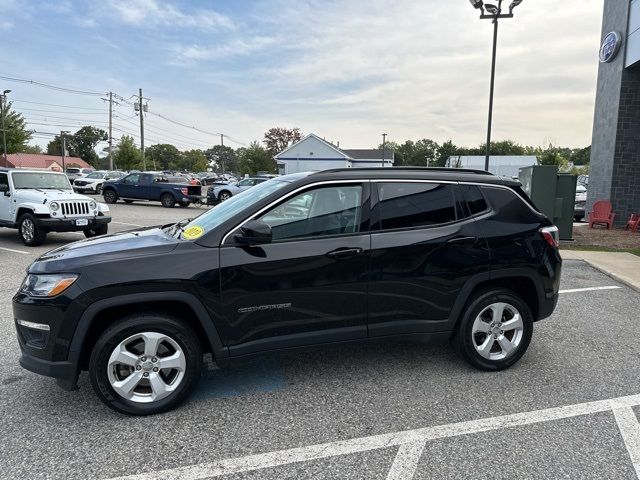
left=599, top=31, right=622, bottom=63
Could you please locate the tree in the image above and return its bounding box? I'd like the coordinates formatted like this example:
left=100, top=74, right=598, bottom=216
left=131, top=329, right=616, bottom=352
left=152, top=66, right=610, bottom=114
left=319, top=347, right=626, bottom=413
left=205, top=145, right=237, bottom=173
left=46, top=126, right=107, bottom=168
left=570, top=146, right=591, bottom=166
left=436, top=140, right=459, bottom=167
left=1, top=100, right=33, bottom=153
left=145, top=144, right=181, bottom=170
left=113, top=136, right=141, bottom=171
left=263, top=127, right=302, bottom=156
left=180, top=149, right=208, bottom=172
left=536, top=144, right=569, bottom=170
left=385, top=139, right=439, bottom=167
left=19, top=144, right=43, bottom=154
left=237, top=141, right=276, bottom=175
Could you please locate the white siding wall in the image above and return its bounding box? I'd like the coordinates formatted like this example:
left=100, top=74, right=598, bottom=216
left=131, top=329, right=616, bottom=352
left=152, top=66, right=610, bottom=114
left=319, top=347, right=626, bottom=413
left=279, top=159, right=350, bottom=174
left=278, top=136, right=348, bottom=161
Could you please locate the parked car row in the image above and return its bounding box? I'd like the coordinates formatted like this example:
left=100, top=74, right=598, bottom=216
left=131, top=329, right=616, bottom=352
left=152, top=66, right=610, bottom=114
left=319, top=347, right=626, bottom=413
left=73, top=170, right=126, bottom=194
left=101, top=172, right=204, bottom=208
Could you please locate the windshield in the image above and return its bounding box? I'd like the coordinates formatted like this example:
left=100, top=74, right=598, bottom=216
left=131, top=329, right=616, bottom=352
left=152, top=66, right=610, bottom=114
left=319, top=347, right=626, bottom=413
left=12, top=172, right=72, bottom=190
left=85, top=172, right=105, bottom=179
left=180, top=179, right=290, bottom=240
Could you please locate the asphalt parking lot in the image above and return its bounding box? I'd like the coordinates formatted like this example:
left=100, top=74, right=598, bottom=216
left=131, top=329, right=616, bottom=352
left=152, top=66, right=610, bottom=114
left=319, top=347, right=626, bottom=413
left=1, top=197, right=640, bottom=479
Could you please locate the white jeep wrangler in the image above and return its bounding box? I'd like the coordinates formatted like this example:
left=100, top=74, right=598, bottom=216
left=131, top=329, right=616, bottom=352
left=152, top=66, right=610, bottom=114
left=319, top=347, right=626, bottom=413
left=0, top=168, right=111, bottom=246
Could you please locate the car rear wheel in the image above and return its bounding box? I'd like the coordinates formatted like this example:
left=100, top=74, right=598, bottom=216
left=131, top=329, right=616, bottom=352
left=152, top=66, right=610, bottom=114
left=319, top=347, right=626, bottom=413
left=103, top=189, right=118, bottom=204
left=84, top=224, right=108, bottom=238
left=218, top=190, right=232, bottom=201
left=18, top=213, right=47, bottom=246
left=89, top=314, right=202, bottom=415
left=453, top=289, right=533, bottom=371
left=95, top=184, right=102, bottom=194
left=161, top=194, right=176, bottom=208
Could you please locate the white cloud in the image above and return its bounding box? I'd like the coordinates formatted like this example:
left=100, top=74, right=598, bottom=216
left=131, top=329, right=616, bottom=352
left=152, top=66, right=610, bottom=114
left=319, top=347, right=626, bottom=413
left=0, top=21, right=13, bottom=30
left=172, top=37, right=277, bottom=63
left=105, top=0, right=235, bottom=30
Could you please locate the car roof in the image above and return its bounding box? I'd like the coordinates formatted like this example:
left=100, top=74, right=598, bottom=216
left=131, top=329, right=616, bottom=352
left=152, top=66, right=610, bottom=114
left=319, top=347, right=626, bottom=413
left=0, top=167, right=66, bottom=174
left=305, top=167, right=520, bottom=186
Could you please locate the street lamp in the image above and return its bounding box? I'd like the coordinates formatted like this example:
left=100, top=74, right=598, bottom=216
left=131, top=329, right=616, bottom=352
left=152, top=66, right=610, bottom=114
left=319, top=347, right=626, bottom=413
left=1, top=89, right=11, bottom=168
left=469, top=0, right=524, bottom=171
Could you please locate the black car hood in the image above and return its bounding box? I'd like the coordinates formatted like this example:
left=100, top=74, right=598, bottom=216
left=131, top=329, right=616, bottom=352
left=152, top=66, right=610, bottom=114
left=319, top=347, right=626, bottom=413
left=29, top=227, right=180, bottom=274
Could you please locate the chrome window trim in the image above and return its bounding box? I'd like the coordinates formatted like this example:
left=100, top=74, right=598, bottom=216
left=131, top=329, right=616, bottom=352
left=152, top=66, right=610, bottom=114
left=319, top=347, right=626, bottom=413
left=220, top=179, right=367, bottom=245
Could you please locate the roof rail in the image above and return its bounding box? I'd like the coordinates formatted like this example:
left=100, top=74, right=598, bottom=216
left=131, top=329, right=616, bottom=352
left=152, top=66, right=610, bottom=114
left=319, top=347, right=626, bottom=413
left=320, top=167, right=494, bottom=175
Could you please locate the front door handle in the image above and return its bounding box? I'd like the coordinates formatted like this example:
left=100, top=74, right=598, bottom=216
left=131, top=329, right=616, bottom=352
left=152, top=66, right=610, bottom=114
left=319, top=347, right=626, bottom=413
left=446, top=236, right=478, bottom=245
left=326, top=247, right=364, bottom=260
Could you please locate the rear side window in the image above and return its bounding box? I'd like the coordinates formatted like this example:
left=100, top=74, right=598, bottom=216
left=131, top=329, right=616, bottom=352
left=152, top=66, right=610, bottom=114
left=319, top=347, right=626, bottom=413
left=375, top=182, right=457, bottom=230
left=480, top=186, right=542, bottom=222
left=460, top=184, right=489, bottom=216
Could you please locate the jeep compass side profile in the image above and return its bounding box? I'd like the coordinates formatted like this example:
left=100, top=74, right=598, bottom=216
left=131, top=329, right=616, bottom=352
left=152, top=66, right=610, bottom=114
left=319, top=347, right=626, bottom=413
left=13, top=168, right=561, bottom=415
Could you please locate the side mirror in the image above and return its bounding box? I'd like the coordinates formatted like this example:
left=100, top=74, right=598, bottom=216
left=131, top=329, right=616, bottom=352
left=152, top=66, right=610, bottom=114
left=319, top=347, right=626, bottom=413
left=0, top=184, right=9, bottom=196
left=235, top=220, right=272, bottom=245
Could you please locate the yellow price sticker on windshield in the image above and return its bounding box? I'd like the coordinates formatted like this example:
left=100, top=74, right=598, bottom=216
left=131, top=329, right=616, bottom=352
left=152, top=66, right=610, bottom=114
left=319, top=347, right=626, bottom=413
left=182, top=225, right=204, bottom=240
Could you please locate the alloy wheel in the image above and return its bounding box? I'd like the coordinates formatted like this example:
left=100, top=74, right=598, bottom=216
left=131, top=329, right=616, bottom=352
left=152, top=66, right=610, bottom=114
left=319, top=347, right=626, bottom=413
left=21, top=219, right=34, bottom=242
left=471, top=302, right=524, bottom=361
left=107, top=332, right=186, bottom=403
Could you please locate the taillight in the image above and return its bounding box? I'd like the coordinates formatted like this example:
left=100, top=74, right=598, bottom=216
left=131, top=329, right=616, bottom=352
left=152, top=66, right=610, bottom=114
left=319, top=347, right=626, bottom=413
left=540, top=226, right=559, bottom=248
left=181, top=187, right=188, bottom=195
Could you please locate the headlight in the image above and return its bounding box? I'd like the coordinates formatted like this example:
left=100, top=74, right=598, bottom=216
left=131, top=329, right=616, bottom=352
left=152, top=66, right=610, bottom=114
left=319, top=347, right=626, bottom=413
left=50, top=202, right=59, bottom=211
left=89, top=201, right=97, bottom=209
left=21, top=274, right=79, bottom=297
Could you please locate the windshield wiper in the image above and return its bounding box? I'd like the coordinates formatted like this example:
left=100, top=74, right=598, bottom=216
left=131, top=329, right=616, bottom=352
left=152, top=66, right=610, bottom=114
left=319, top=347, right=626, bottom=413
left=170, top=218, right=193, bottom=238
left=16, top=187, right=46, bottom=192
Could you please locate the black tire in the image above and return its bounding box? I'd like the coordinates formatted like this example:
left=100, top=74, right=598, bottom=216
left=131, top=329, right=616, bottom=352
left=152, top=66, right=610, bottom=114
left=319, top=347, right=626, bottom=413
left=95, top=184, right=102, bottom=195
left=161, top=194, right=176, bottom=208
left=103, top=189, right=118, bottom=204
left=18, top=213, right=47, bottom=246
left=89, top=314, right=202, bottom=416
left=452, top=288, right=533, bottom=371
left=84, top=224, right=108, bottom=238
left=178, top=201, right=191, bottom=208
left=201, top=180, right=207, bottom=186
left=218, top=190, right=232, bottom=201
left=77, top=189, right=85, bottom=194
left=124, top=199, right=134, bottom=204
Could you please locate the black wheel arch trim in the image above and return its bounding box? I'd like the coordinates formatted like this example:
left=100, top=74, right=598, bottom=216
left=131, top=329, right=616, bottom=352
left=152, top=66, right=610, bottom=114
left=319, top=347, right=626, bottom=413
left=69, top=291, right=228, bottom=360
left=448, top=268, right=549, bottom=326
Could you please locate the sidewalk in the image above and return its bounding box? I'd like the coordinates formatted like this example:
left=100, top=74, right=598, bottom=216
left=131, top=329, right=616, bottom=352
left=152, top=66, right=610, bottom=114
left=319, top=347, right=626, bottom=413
left=561, top=250, right=640, bottom=291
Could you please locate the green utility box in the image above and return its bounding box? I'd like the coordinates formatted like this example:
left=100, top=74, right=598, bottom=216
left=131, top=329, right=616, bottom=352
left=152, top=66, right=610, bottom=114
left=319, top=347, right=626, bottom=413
left=518, top=165, right=577, bottom=241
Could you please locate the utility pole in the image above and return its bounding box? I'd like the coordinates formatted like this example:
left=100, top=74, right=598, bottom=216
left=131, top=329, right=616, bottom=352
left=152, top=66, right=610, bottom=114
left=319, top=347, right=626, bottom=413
left=220, top=134, right=225, bottom=174
left=0, top=91, right=9, bottom=168
left=61, top=131, right=67, bottom=171
left=381, top=133, right=387, bottom=168
left=139, top=88, right=145, bottom=171
left=108, top=92, right=113, bottom=170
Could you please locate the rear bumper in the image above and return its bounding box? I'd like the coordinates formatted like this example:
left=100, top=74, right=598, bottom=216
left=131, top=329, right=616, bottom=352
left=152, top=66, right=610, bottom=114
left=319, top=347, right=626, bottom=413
left=36, top=216, right=111, bottom=232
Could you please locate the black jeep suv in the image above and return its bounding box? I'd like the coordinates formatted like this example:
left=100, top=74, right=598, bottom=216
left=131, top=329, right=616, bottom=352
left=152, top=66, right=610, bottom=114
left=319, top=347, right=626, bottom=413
left=13, top=168, right=561, bottom=415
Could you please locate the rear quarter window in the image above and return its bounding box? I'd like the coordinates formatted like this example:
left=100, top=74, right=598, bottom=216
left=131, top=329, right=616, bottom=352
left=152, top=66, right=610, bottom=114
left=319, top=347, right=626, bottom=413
left=459, top=184, right=489, bottom=216
left=480, top=186, right=543, bottom=223
left=375, top=182, right=457, bottom=230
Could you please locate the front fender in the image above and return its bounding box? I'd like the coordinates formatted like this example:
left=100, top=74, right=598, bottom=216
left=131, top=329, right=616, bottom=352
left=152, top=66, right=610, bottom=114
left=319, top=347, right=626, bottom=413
left=17, top=202, right=50, bottom=216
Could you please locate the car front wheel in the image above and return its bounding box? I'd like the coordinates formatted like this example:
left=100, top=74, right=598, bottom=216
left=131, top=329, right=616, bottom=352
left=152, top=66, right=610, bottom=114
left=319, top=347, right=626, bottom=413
left=453, top=289, right=533, bottom=371
left=84, top=224, right=108, bottom=238
left=89, top=314, right=202, bottom=415
left=18, top=213, right=47, bottom=246
left=218, top=190, right=232, bottom=201
left=103, top=189, right=118, bottom=204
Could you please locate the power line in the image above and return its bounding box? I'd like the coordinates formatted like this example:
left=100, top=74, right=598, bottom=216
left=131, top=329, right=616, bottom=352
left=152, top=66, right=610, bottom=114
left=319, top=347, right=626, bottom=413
left=17, top=107, right=107, bottom=115
left=0, top=74, right=105, bottom=96
left=12, top=99, right=105, bottom=110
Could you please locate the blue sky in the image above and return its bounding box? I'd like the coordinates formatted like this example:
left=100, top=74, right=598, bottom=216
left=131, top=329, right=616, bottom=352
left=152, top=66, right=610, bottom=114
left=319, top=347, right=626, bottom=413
left=1, top=0, right=604, bottom=151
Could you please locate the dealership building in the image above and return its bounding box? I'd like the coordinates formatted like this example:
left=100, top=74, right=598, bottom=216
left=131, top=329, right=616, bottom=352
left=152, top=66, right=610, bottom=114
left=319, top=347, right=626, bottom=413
left=589, top=0, right=640, bottom=224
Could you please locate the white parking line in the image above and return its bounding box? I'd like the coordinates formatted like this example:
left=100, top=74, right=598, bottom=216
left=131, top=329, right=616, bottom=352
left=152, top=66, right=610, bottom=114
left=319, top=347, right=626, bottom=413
left=559, top=286, right=622, bottom=294
left=0, top=246, right=29, bottom=254
left=386, top=441, right=426, bottom=480
left=107, top=392, right=640, bottom=480
left=613, top=406, right=640, bottom=477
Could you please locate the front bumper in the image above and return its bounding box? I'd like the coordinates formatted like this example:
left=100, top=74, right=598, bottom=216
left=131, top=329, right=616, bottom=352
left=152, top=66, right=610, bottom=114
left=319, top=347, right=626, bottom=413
left=36, top=215, right=111, bottom=232
left=19, top=351, right=80, bottom=390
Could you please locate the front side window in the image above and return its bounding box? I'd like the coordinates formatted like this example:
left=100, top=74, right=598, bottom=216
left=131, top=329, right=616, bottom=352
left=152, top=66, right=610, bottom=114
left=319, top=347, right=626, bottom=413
left=123, top=174, right=140, bottom=184
left=238, top=179, right=254, bottom=187
left=259, top=185, right=363, bottom=241
left=375, top=182, right=456, bottom=230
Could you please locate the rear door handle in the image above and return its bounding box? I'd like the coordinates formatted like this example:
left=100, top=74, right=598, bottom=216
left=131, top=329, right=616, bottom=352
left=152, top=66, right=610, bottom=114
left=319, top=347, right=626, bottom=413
left=446, top=236, right=478, bottom=245
left=326, top=247, right=364, bottom=259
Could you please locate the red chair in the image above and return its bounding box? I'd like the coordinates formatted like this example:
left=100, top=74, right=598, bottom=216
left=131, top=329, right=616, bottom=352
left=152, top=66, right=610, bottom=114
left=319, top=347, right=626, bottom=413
left=626, top=214, right=640, bottom=232
left=588, top=200, right=616, bottom=230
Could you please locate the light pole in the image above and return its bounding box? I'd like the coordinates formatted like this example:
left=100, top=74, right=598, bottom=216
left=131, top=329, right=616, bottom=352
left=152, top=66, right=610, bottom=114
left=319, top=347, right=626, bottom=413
left=1, top=89, right=11, bottom=167
left=469, top=0, right=523, bottom=171
left=381, top=133, right=387, bottom=168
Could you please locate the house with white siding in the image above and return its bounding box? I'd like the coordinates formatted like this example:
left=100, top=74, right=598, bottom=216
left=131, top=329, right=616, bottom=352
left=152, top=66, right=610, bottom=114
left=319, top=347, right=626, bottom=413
left=275, top=133, right=394, bottom=175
